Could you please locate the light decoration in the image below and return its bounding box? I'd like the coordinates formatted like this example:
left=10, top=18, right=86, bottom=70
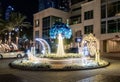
left=57, top=34, right=65, bottom=56
left=0, top=44, right=5, bottom=51
left=35, top=38, right=51, bottom=55
left=11, top=43, right=18, bottom=50
left=10, top=33, right=109, bottom=70
left=4, top=43, right=11, bottom=51
left=27, top=50, right=39, bottom=62
left=50, top=22, right=72, bottom=39
left=0, top=43, right=18, bottom=52
left=81, top=33, right=100, bottom=63
left=26, top=38, right=51, bottom=61
left=49, top=22, right=72, bottom=56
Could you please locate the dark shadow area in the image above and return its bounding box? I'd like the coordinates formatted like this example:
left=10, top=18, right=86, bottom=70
left=0, top=74, right=27, bottom=82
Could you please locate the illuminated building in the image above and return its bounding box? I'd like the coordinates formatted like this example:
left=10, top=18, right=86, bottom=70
left=38, top=0, right=70, bottom=12
left=5, top=5, right=14, bottom=20
left=33, top=0, right=120, bottom=54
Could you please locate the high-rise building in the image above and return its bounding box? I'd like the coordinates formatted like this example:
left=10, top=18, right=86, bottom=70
left=38, top=0, right=70, bottom=12
left=34, top=0, right=120, bottom=54
left=5, top=5, right=14, bottom=20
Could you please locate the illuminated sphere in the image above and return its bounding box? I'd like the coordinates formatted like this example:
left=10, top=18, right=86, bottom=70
left=49, top=22, right=72, bottom=39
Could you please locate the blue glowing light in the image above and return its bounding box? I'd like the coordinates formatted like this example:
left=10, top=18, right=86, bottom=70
left=50, top=22, right=72, bottom=39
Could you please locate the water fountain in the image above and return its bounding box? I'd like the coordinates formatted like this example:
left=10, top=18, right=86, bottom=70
left=9, top=22, right=109, bottom=71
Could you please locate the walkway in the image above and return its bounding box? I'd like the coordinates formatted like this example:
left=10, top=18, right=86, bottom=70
left=77, top=74, right=120, bottom=82
left=102, top=52, right=120, bottom=60
left=0, top=54, right=120, bottom=82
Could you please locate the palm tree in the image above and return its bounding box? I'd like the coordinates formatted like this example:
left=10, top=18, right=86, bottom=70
left=0, top=17, right=7, bottom=42
left=0, top=19, right=5, bottom=31
left=1, top=12, right=31, bottom=46
left=11, top=12, right=31, bottom=28
left=10, top=12, right=32, bottom=46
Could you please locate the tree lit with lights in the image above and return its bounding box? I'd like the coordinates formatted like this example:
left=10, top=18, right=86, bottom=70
left=50, top=22, right=72, bottom=56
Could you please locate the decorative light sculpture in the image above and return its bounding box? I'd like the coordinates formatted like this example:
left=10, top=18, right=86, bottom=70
left=81, top=33, right=100, bottom=63
left=35, top=38, right=51, bottom=55
left=49, top=22, right=72, bottom=56
left=10, top=33, right=109, bottom=71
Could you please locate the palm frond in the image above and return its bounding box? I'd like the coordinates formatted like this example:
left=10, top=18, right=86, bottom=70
left=0, top=12, right=32, bottom=35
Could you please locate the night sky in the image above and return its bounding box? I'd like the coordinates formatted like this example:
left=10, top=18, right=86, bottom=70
left=1, top=0, right=39, bottom=24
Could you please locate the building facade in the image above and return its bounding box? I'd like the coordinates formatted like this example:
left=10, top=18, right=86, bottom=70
left=33, top=8, right=69, bottom=39
left=33, top=0, right=120, bottom=54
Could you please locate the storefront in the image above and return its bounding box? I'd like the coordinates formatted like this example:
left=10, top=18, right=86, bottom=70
left=103, top=36, right=120, bottom=53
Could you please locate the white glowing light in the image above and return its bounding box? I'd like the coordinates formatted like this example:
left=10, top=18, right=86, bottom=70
left=81, top=33, right=100, bottom=63
left=57, top=34, right=65, bottom=57
left=35, top=38, right=51, bottom=54
left=11, top=43, right=18, bottom=50
left=10, top=33, right=109, bottom=70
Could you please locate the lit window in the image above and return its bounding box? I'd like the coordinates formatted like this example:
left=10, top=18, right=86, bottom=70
left=35, top=19, right=39, bottom=27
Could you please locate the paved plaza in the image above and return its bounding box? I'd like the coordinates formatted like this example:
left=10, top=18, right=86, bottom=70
left=0, top=54, right=120, bottom=82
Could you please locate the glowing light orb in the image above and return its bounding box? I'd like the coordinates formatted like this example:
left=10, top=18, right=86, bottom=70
left=49, top=22, right=72, bottom=39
